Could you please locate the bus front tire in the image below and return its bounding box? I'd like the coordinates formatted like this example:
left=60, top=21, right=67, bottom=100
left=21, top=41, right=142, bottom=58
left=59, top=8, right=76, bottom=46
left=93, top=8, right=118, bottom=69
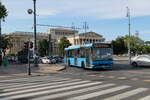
left=68, top=60, right=70, bottom=67
left=82, top=62, right=85, bottom=69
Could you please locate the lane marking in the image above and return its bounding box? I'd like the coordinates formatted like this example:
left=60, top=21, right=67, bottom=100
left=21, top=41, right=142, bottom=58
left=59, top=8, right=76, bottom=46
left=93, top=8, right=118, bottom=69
left=4, top=79, right=81, bottom=92
left=31, top=84, right=115, bottom=100
left=139, top=95, right=150, bottom=100
left=0, top=78, right=71, bottom=90
left=98, top=75, right=105, bottom=78
left=3, top=82, right=102, bottom=100
left=131, top=78, right=139, bottom=81
left=117, top=77, right=127, bottom=80
left=143, top=80, right=150, bottom=82
left=66, top=86, right=130, bottom=100
left=104, top=88, right=148, bottom=100
left=107, top=76, right=115, bottom=79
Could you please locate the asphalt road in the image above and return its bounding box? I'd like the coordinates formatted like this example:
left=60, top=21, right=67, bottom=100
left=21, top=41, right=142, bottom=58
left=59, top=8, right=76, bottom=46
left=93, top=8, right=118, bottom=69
left=60, top=60, right=150, bottom=87
left=0, top=60, right=150, bottom=100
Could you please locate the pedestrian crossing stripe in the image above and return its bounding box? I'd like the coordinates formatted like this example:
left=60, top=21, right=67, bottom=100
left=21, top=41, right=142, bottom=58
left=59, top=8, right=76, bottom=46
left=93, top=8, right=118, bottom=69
left=0, top=76, right=63, bottom=87
left=31, top=83, right=115, bottom=100
left=0, top=78, right=71, bottom=89
left=139, top=95, right=150, bottom=100
left=3, top=79, right=81, bottom=92
left=0, top=76, right=149, bottom=100
left=66, top=86, right=131, bottom=100
left=0, top=80, right=91, bottom=97
left=104, top=88, right=148, bottom=100
left=2, top=81, right=102, bottom=100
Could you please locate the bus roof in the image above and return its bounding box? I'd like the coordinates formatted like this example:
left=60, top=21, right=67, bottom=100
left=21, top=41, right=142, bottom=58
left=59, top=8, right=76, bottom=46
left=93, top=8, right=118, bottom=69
left=65, top=42, right=111, bottom=50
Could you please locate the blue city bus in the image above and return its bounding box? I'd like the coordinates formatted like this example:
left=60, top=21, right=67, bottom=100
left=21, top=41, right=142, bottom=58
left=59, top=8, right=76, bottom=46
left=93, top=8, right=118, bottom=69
left=64, top=43, right=113, bottom=69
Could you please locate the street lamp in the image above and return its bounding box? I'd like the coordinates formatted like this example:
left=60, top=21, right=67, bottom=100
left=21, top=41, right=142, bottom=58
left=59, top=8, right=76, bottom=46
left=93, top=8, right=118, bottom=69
left=0, top=19, right=2, bottom=66
left=27, top=0, right=38, bottom=67
left=126, top=7, right=131, bottom=64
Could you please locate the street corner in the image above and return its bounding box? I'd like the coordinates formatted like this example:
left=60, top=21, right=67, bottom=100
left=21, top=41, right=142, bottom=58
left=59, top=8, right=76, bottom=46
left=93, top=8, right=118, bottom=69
left=37, top=64, right=66, bottom=73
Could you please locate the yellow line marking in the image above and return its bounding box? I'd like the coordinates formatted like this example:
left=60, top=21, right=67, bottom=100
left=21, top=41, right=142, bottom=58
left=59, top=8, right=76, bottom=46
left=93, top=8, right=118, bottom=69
left=117, top=77, right=127, bottom=80
left=131, top=78, right=139, bottom=81
left=143, top=80, right=150, bottom=82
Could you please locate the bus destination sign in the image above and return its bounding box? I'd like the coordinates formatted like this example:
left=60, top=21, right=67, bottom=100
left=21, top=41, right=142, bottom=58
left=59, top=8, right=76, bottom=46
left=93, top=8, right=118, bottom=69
left=94, top=44, right=111, bottom=48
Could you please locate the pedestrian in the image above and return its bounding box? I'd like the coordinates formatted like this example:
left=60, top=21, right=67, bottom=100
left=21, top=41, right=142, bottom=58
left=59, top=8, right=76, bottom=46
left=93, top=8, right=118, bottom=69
left=2, top=57, right=9, bottom=68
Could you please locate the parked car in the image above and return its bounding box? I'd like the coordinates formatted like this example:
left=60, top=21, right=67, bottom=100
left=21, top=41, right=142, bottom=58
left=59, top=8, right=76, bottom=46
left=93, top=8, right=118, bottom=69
left=131, top=55, right=150, bottom=67
left=40, top=57, right=50, bottom=64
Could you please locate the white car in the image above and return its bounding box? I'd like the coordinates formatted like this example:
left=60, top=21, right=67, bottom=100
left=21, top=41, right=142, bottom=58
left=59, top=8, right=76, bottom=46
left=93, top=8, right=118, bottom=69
left=131, top=55, right=150, bottom=67
left=40, top=57, right=50, bottom=64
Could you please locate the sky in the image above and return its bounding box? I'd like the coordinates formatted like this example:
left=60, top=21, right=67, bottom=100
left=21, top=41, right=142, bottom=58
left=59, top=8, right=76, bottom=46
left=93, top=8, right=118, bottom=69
left=1, top=0, right=150, bottom=41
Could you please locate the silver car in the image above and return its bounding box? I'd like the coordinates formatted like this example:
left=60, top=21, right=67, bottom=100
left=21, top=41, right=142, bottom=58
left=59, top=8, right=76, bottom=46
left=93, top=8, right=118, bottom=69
left=131, top=55, right=150, bottom=67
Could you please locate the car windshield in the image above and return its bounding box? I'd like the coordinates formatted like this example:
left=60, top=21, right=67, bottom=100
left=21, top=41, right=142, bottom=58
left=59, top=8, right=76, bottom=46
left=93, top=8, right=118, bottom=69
left=92, top=47, right=113, bottom=60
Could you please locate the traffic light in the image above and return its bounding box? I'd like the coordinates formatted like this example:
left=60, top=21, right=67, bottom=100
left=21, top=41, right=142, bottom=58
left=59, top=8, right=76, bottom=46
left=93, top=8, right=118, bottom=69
left=30, top=42, right=33, bottom=49
left=24, top=42, right=29, bottom=49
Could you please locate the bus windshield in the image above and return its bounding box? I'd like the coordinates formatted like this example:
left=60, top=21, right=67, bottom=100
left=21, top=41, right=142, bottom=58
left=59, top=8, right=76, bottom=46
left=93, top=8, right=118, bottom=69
left=92, top=47, right=113, bottom=60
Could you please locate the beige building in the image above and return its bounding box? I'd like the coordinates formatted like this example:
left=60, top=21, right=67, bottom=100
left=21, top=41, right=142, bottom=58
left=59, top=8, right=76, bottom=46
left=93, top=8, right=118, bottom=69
left=46, top=28, right=78, bottom=55
left=8, top=29, right=106, bottom=56
left=9, top=31, right=48, bottom=54
left=68, top=31, right=105, bottom=46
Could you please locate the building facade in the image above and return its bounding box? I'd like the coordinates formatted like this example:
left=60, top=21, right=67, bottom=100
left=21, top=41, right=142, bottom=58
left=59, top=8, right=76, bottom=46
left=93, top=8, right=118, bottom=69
left=9, top=31, right=48, bottom=54
left=68, top=31, right=105, bottom=46
left=46, top=28, right=78, bottom=55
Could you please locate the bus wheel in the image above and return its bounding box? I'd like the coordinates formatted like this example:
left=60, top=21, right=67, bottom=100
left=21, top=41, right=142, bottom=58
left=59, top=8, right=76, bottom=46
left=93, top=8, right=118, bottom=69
left=82, top=62, right=85, bottom=69
left=68, top=60, right=70, bottom=66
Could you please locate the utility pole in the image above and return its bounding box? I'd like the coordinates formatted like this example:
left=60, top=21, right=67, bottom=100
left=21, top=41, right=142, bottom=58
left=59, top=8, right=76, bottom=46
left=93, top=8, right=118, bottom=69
left=0, top=1, right=1, bottom=61
left=48, top=34, right=52, bottom=56
left=33, top=0, right=38, bottom=67
left=83, top=21, right=89, bottom=33
left=126, top=7, right=131, bottom=64
left=72, top=22, right=76, bottom=45
left=27, top=40, right=31, bottom=75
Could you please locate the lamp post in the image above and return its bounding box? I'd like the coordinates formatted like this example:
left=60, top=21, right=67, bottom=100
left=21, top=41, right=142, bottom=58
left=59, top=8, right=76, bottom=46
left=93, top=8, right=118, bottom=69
left=0, top=19, right=2, bottom=66
left=126, top=7, right=131, bottom=64
left=28, top=0, right=38, bottom=67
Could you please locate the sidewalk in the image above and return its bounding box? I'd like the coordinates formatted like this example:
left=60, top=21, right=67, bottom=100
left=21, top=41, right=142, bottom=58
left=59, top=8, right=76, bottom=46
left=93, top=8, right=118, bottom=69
left=0, top=63, right=66, bottom=79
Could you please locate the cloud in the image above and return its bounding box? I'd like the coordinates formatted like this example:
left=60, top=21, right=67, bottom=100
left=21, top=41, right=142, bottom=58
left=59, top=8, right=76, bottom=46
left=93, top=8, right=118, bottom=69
left=2, top=0, right=150, bottom=19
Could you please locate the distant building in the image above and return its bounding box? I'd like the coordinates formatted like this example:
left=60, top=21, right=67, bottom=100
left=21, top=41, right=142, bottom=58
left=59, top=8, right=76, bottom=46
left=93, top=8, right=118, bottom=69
left=8, top=31, right=48, bottom=54
left=67, top=31, right=105, bottom=46
left=46, top=28, right=78, bottom=55
left=8, top=29, right=106, bottom=56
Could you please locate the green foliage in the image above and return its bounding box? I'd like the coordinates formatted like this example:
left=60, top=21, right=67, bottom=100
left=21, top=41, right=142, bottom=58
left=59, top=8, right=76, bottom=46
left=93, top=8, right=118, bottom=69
left=112, top=35, right=145, bottom=55
left=1, top=35, right=13, bottom=56
left=112, top=36, right=127, bottom=54
left=38, top=39, right=49, bottom=56
left=0, top=2, right=8, bottom=20
left=58, top=37, right=71, bottom=55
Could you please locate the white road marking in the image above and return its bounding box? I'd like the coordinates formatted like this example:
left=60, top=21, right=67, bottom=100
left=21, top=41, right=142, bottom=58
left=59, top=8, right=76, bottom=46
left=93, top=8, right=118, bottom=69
left=66, top=86, right=131, bottom=100
left=31, top=83, right=115, bottom=100
left=0, top=80, right=90, bottom=97
left=4, top=79, right=81, bottom=92
left=139, top=95, right=150, bottom=100
left=104, top=88, right=148, bottom=100
left=2, top=82, right=101, bottom=100
left=0, top=78, right=71, bottom=89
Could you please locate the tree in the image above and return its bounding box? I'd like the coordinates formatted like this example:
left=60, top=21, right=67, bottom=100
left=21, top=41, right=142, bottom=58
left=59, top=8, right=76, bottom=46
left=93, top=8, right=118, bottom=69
left=58, top=37, right=71, bottom=56
left=38, top=39, right=49, bottom=57
left=123, top=35, right=144, bottom=55
left=112, top=35, right=144, bottom=55
left=112, top=36, right=127, bottom=54
left=0, top=2, right=8, bottom=64
left=1, top=35, right=13, bottom=56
